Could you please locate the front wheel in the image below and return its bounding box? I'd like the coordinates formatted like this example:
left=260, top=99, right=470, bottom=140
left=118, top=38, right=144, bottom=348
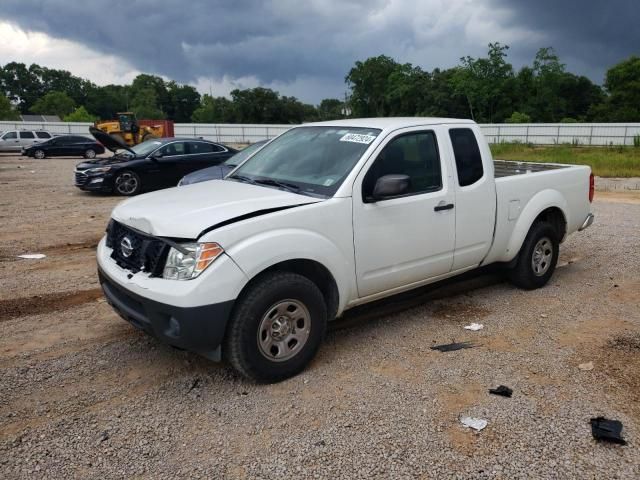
left=224, top=272, right=327, bottom=383
left=508, top=221, right=559, bottom=290
left=114, top=170, right=142, bottom=196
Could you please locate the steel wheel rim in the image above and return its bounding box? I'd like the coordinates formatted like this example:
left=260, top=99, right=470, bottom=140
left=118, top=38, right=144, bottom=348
left=531, top=236, right=553, bottom=276
left=86, top=149, right=96, bottom=159
left=257, top=299, right=311, bottom=362
left=34, top=150, right=44, bottom=159
left=115, top=173, right=138, bottom=194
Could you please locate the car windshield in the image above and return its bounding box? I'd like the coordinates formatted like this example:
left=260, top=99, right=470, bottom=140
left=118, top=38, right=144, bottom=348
left=224, top=140, right=267, bottom=167
left=228, top=127, right=380, bottom=197
left=120, top=140, right=163, bottom=157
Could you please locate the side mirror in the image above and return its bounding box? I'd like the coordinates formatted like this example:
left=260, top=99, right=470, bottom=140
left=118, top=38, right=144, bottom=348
left=371, top=174, right=411, bottom=201
left=150, top=151, right=163, bottom=160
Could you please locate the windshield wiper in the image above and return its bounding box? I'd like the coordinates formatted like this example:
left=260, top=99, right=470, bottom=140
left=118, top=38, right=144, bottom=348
left=228, top=174, right=257, bottom=185
left=253, top=178, right=301, bottom=193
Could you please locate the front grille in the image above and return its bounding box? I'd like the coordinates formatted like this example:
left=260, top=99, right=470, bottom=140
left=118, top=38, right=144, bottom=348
left=106, top=220, right=169, bottom=276
left=74, top=170, right=88, bottom=186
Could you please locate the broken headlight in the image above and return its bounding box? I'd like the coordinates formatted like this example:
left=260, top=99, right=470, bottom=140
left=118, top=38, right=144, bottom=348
left=162, top=242, right=224, bottom=280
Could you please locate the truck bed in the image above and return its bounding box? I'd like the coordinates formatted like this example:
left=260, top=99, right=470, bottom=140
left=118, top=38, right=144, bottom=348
left=493, top=160, right=570, bottom=178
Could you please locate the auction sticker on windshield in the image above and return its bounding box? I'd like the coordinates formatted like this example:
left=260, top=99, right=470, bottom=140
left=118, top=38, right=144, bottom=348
left=339, top=133, right=377, bottom=144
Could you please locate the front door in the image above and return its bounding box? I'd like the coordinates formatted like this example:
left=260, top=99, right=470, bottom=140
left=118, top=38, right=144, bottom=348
left=353, top=128, right=456, bottom=298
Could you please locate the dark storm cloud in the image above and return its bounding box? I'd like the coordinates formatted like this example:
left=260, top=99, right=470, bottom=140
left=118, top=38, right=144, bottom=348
left=0, top=0, right=637, bottom=101
left=489, top=0, right=640, bottom=81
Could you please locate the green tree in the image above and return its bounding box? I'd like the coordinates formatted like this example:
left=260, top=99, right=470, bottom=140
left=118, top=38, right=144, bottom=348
left=130, top=88, right=165, bottom=119
left=84, top=84, right=129, bottom=120
left=346, top=55, right=400, bottom=117
left=191, top=95, right=237, bottom=123
left=505, top=111, right=532, bottom=123
left=452, top=43, right=514, bottom=122
left=64, top=106, right=97, bottom=122
left=0, top=93, right=20, bottom=120
left=30, top=91, right=75, bottom=117
left=166, top=81, right=201, bottom=122
left=599, top=56, right=640, bottom=121
left=318, top=98, right=345, bottom=120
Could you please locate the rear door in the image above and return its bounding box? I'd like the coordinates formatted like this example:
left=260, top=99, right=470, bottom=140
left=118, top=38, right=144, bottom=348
left=185, top=141, right=228, bottom=173
left=352, top=127, right=456, bottom=297
left=19, top=131, right=37, bottom=149
left=447, top=126, right=497, bottom=269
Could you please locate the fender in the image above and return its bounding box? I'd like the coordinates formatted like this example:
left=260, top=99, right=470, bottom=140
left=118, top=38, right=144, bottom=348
left=221, top=228, right=355, bottom=315
left=502, top=189, right=569, bottom=262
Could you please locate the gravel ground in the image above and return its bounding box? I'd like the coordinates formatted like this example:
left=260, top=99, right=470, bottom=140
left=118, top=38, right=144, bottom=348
left=1, top=153, right=639, bottom=479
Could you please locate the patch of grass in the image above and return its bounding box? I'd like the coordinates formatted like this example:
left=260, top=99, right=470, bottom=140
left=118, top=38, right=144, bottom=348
left=490, top=144, right=640, bottom=177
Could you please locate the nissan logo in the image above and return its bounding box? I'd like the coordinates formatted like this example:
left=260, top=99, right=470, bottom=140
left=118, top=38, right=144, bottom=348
left=120, top=236, right=134, bottom=258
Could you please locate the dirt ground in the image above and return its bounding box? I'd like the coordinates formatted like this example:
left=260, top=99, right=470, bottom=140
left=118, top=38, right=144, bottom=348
left=1, top=154, right=639, bottom=478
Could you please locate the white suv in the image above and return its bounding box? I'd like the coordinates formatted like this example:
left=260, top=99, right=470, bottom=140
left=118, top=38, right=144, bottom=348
left=0, top=129, right=54, bottom=152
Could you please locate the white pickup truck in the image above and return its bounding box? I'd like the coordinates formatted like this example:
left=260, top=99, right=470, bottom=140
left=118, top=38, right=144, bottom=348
left=97, top=118, right=594, bottom=382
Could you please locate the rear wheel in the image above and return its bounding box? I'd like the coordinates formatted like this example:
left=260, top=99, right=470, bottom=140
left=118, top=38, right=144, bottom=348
left=33, top=149, right=45, bottom=159
left=224, top=272, right=327, bottom=383
left=114, top=170, right=141, bottom=196
left=84, top=148, right=96, bottom=159
left=508, top=221, right=559, bottom=290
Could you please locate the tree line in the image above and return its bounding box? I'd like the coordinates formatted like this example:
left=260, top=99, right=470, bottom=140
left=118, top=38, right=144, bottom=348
left=0, top=44, right=638, bottom=124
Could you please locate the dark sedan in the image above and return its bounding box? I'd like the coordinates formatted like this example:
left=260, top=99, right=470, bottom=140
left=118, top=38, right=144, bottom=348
left=24, top=135, right=105, bottom=159
left=75, top=128, right=237, bottom=195
left=177, top=139, right=269, bottom=186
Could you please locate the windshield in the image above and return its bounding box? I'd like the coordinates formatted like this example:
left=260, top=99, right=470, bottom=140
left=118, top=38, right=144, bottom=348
left=229, top=127, right=380, bottom=197
left=224, top=140, right=267, bottom=166
left=122, top=139, right=163, bottom=157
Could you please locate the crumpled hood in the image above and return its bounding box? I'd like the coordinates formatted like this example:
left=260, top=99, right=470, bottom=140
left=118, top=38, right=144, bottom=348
left=111, top=179, right=321, bottom=239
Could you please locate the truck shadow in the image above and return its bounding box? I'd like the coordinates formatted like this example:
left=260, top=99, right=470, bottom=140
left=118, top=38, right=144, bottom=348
left=330, top=265, right=506, bottom=332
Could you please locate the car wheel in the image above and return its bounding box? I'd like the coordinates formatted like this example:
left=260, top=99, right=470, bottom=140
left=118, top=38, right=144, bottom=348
left=224, top=272, right=327, bottom=383
left=508, top=221, right=559, bottom=290
left=114, top=170, right=142, bottom=196
left=34, top=149, right=45, bottom=159
left=84, top=149, right=96, bottom=159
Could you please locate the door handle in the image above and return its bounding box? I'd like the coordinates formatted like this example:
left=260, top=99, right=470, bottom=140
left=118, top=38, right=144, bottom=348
left=434, top=202, right=454, bottom=212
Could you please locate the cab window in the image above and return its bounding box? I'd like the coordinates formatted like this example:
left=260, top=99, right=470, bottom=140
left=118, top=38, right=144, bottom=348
left=2, top=131, right=17, bottom=139
left=449, top=128, right=484, bottom=186
left=362, top=131, right=442, bottom=201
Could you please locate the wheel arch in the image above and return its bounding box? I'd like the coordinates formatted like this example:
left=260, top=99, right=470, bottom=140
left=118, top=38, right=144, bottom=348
left=504, top=189, right=568, bottom=262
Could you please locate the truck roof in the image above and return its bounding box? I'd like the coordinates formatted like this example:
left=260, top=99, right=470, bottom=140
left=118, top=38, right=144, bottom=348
left=305, top=117, right=476, bottom=131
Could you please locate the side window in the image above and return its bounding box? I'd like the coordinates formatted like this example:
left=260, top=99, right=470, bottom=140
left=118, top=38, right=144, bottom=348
left=159, top=142, right=186, bottom=156
left=362, top=131, right=442, bottom=200
left=35, top=131, right=52, bottom=139
left=3, top=131, right=17, bottom=139
left=449, top=128, right=484, bottom=186
left=188, top=142, right=222, bottom=154
left=20, top=131, right=35, bottom=139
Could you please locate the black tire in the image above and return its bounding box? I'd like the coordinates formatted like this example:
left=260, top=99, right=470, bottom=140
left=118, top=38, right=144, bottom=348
left=113, top=170, right=142, bottom=196
left=508, top=221, right=559, bottom=290
left=84, top=148, right=96, bottom=159
left=224, top=272, right=327, bottom=383
left=33, top=149, right=45, bottom=159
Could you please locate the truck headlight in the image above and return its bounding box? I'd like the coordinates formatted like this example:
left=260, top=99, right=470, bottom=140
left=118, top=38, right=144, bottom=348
left=163, top=242, right=224, bottom=280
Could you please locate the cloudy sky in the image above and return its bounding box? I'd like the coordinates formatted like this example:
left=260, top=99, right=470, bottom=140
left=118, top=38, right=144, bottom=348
left=0, top=0, right=637, bottom=104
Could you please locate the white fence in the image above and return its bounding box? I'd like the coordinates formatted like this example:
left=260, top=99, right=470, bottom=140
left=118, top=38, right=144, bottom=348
left=2, top=120, right=640, bottom=146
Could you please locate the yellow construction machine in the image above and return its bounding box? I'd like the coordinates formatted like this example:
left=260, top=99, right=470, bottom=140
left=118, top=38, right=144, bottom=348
left=94, top=112, right=169, bottom=146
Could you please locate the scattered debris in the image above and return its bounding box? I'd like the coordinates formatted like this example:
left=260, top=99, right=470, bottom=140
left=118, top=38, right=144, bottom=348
left=188, top=378, right=201, bottom=392
left=489, top=385, right=513, bottom=397
left=460, top=417, right=488, bottom=431
left=463, top=323, right=484, bottom=331
left=98, top=431, right=109, bottom=443
left=430, top=341, right=476, bottom=352
left=590, top=417, right=627, bottom=445
left=17, top=253, right=46, bottom=259
left=578, top=361, right=594, bottom=371
left=314, top=439, right=326, bottom=447
left=540, top=314, right=548, bottom=318
left=30, top=170, right=36, bottom=174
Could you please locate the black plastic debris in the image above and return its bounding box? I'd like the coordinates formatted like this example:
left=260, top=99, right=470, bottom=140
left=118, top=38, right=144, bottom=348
left=590, top=417, right=627, bottom=445
left=489, top=385, right=513, bottom=397
left=430, top=341, right=476, bottom=352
